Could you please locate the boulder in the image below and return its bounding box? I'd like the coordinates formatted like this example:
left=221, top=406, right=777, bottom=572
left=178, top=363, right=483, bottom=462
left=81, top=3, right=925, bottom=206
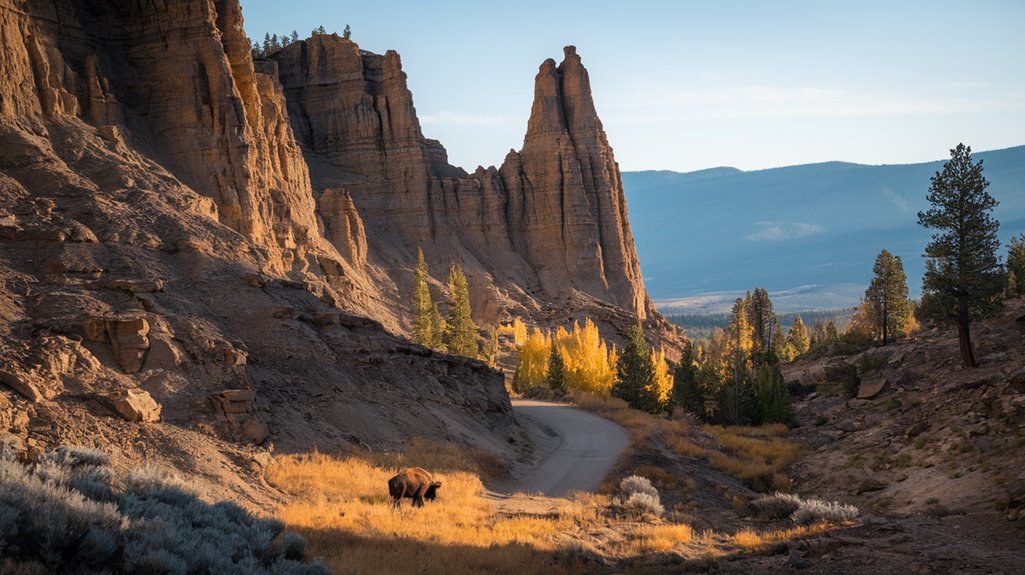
left=83, top=316, right=151, bottom=373
left=857, top=378, right=888, bottom=400
left=0, top=369, right=45, bottom=402
left=110, top=388, right=161, bottom=422
left=144, top=335, right=183, bottom=370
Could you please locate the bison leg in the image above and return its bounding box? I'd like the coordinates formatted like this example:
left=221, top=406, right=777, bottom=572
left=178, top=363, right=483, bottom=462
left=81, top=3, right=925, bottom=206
left=414, top=495, right=425, bottom=508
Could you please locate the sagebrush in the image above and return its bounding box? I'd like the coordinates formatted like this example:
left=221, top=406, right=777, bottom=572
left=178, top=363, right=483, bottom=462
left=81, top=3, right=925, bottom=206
left=0, top=446, right=326, bottom=574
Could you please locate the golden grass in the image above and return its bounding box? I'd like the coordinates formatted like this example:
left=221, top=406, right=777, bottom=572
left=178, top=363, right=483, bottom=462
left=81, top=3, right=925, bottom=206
left=731, top=522, right=834, bottom=550
left=267, top=451, right=577, bottom=574
left=264, top=408, right=828, bottom=573
left=631, top=524, right=695, bottom=552
left=367, top=436, right=508, bottom=481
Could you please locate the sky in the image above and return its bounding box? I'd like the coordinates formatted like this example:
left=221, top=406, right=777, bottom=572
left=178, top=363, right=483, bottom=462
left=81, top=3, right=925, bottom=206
left=240, top=0, right=1025, bottom=173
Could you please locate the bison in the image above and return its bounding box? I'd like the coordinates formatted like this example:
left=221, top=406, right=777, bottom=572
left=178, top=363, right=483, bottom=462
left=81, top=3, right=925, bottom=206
left=388, top=467, right=441, bottom=508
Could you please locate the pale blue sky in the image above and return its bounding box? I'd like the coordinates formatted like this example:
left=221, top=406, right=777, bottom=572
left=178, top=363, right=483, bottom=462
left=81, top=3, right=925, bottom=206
left=240, top=1, right=1025, bottom=173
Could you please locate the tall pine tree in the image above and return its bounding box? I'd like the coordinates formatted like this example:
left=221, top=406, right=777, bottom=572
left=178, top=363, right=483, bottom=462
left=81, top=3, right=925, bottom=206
left=444, top=263, right=479, bottom=358
left=917, top=143, right=1002, bottom=368
left=864, top=249, right=912, bottom=345
left=411, top=248, right=435, bottom=347
left=612, top=325, right=661, bottom=413
left=670, top=341, right=703, bottom=418
left=546, top=343, right=567, bottom=393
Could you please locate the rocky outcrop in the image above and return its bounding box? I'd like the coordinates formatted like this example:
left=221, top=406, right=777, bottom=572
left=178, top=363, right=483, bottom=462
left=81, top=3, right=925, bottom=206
left=272, top=37, right=668, bottom=345
left=0, top=0, right=519, bottom=504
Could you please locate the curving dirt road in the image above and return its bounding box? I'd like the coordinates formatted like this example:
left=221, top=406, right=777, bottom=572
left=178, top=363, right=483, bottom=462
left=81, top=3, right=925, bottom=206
left=508, top=399, right=629, bottom=497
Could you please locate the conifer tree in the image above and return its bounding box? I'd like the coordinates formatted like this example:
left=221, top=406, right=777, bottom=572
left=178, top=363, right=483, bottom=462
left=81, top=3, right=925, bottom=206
left=754, top=363, right=791, bottom=424
left=746, top=288, right=776, bottom=363
left=411, top=248, right=434, bottom=348
left=290, top=30, right=299, bottom=44
left=270, top=33, right=280, bottom=52
left=262, top=32, right=272, bottom=55
left=918, top=143, right=1002, bottom=367
left=612, top=325, right=661, bottom=413
left=670, top=341, right=703, bottom=418
left=444, top=263, right=479, bottom=358
left=546, top=343, right=567, bottom=393
left=864, top=249, right=912, bottom=345
left=1007, top=234, right=1025, bottom=298
left=786, top=315, right=810, bottom=357
left=343, top=24, right=352, bottom=39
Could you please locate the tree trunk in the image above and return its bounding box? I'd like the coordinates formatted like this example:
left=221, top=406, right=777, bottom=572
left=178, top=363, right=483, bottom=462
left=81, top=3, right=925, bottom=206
left=957, top=304, right=976, bottom=368
left=882, top=299, right=888, bottom=346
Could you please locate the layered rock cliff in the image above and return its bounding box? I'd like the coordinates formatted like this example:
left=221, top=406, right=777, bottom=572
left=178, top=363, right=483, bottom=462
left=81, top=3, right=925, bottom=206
left=0, top=0, right=516, bottom=501
left=271, top=37, right=677, bottom=347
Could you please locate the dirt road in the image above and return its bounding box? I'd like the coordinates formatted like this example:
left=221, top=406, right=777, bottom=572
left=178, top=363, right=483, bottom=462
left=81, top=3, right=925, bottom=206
left=507, top=399, right=629, bottom=497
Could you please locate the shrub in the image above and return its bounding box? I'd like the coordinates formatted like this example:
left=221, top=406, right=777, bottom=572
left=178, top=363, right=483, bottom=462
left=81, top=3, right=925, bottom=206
left=624, top=492, right=664, bottom=517
left=749, top=492, right=802, bottom=519
left=620, top=475, right=659, bottom=499
left=790, top=497, right=859, bottom=525
left=750, top=492, right=859, bottom=525
left=620, top=476, right=663, bottom=517
left=0, top=447, right=327, bottom=574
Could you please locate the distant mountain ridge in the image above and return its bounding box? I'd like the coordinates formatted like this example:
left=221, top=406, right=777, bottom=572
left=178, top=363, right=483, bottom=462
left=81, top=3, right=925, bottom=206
left=623, top=146, right=1025, bottom=314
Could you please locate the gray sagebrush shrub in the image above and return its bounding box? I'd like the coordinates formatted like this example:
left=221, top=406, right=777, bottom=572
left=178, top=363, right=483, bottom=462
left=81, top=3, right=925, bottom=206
left=620, top=475, right=659, bottom=499
left=749, top=492, right=859, bottom=524
left=0, top=447, right=328, bottom=574
left=620, top=476, right=664, bottom=517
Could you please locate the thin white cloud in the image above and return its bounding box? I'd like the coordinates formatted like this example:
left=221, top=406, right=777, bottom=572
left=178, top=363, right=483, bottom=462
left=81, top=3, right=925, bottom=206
left=745, top=221, right=826, bottom=242
left=420, top=111, right=516, bottom=126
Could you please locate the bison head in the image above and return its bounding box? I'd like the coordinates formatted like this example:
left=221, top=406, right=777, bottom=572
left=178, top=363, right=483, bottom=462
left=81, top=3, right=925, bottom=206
left=424, top=481, right=442, bottom=501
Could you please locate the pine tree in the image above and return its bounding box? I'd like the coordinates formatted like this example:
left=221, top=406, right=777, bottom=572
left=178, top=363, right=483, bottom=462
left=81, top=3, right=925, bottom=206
left=290, top=30, right=299, bottom=44
left=746, top=288, right=776, bottom=363
left=262, top=33, right=272, bottom=55
left=546, top=343, right=567, bottom=393
left=755, top=363, right=791, bottom=424
left=444, top=263, right=479, bottom=358
left=343, top=24, right=352, bottom=39
left=864, top=249, right=912, bottom=345
left=786, top=315, right=810, bottom=357
left=612, top=325, right=661, bottom=413
left=1007, top=234, right=1025, bottom=298
left=270, top=33, right=280, bottom=52
left=670, top=341, right=703, bottom=418
left=411, top=248, right=434, bottom=348
left=917, top=143, right=1002, bottom=368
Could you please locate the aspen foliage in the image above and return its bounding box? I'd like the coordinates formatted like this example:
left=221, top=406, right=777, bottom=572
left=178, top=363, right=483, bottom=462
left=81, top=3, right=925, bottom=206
left=511, top=319, right=625, bottom=396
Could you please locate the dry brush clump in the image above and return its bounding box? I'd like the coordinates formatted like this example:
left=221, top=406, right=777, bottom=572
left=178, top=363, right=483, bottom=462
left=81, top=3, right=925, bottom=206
left=620, top=475, right=664, bottom=517
left=750, top=492, right=859, bottom=525
left=0, top=446, right=325, bottom=574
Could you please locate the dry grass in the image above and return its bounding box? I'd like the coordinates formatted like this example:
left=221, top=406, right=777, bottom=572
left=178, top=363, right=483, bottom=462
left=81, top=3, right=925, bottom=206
left=662, top=424, right=802, bottom=492
left=263, top=411, right=831, bottom=573
left=731, top=522, right=834, bottom=550
left=367, top=436, right=508, bottom=481
left=631, top=524, right=695, bottom=552
left=266, top=451, right=577, bottom=574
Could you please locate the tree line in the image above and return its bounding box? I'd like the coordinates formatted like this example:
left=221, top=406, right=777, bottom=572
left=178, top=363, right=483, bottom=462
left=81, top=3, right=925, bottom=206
left=249, top=25, right=351, bottom=59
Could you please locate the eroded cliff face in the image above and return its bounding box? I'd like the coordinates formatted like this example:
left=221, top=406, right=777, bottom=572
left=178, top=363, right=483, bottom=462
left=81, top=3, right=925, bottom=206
left=0, top=0, right=516, bottom=502
left=272, top=37, right=673, bottom=348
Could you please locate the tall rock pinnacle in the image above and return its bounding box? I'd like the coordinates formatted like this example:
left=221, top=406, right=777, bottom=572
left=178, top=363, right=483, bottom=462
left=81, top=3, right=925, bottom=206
left=504, top=45, right=647, bottom=319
